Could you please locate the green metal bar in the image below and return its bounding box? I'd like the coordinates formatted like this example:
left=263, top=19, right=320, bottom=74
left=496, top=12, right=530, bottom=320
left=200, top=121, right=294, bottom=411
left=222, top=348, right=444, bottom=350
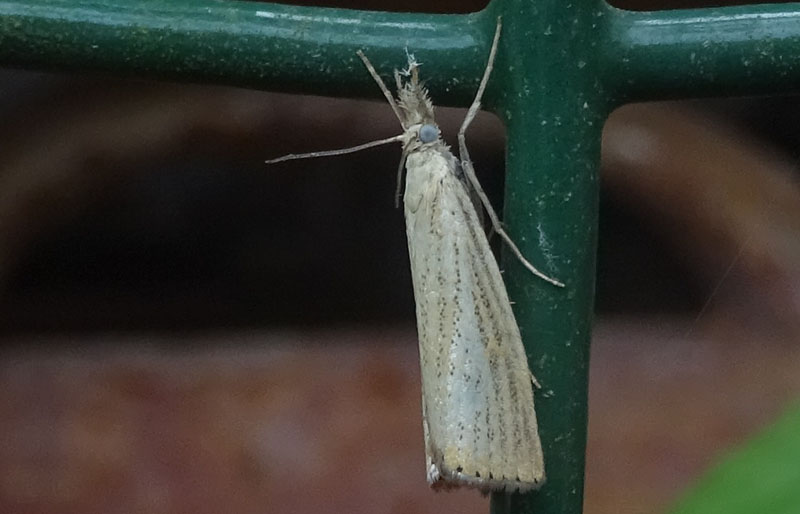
left=603, top=3, right=800, bottom=103
left=489, top=2, right=606, bottom=513
left=0, top=0, right=490, bottom=103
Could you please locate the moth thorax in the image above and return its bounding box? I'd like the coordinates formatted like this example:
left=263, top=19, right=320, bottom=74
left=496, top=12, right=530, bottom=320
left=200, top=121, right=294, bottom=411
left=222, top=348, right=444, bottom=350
left=419, top=123, right=440, bottom=143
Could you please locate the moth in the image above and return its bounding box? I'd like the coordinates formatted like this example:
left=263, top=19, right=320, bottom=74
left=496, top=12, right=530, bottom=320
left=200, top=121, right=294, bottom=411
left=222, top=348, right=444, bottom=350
left=266, top=18, right=564, bottom=492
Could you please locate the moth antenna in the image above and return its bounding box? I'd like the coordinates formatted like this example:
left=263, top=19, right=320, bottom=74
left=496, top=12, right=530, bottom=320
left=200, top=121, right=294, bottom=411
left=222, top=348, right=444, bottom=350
left=458, top=16, right=503, bottom=142
left=357, top=50, right=407, bottom=129
left=265, top=134, right=404, bottom=164
left=457, top=17, right=565, bottom=288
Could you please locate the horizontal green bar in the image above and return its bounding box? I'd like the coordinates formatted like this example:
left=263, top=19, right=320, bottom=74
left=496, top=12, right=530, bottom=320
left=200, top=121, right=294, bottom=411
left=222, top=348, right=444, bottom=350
left=603, top=3, right=800, bottom=103
left=0, top=0, right=494, bottom=105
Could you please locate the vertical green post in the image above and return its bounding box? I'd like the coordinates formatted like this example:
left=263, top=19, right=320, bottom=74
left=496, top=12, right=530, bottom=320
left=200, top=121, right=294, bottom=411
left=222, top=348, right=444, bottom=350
left=488, top=1, right=606, bottom=512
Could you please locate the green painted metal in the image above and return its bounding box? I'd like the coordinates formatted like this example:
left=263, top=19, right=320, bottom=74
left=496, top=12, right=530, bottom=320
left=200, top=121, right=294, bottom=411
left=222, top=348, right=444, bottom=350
left=488, top=2, right=607, bottom=513
left=3, top=0, right=800, bottom=513
left=0, top=0, right=493, bottom=102
left=603, top=5, right=800, bottom=102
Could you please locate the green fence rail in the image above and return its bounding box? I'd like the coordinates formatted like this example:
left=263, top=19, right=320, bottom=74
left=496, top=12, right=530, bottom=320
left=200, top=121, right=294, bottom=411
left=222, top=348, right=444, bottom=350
left=2, top=1, right=800, bottom=513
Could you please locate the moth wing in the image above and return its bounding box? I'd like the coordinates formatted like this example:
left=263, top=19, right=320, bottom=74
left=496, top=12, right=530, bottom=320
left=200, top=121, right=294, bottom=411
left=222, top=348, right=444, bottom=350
left=404, top=149, right=544, bottom=493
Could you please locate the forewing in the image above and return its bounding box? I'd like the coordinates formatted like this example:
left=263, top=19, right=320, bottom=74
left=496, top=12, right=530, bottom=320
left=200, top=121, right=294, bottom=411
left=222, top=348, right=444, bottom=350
left=404, top=148, right=544, bottom=492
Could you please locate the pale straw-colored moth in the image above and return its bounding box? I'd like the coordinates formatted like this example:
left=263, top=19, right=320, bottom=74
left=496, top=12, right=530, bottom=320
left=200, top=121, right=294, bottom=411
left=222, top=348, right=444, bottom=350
left=266, top=17, right=564, bottom=492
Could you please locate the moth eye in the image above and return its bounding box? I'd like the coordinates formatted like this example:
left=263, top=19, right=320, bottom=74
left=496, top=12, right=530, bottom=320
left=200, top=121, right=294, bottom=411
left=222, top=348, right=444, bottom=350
left=419, top=124, right=439, bottom=143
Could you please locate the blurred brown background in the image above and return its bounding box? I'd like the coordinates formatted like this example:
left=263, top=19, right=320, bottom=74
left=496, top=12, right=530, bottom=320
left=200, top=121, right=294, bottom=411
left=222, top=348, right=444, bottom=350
left=1, top=1, right=800, bottom=513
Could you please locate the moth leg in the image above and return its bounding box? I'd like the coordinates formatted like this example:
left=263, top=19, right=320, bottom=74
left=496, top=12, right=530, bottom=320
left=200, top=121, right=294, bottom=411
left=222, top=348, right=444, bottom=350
left=459, top=160, right=564, bottom=285
left=395, top=150, right=409, bottom=208
left=457, top=18, right=564, bottom=288
left=529, top=370, right=542, bottom=389
left=459, top=150, right=563, bottom=286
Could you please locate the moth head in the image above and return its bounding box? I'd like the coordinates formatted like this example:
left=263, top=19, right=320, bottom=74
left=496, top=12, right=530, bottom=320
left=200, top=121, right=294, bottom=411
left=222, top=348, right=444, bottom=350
left=418, top=123, right=440, bottom=144
left=401, top=122, right=440, bottom=152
